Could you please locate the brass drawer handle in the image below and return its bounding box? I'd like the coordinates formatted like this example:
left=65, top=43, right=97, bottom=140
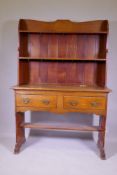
left=69, top=101, right=78, bottom=106
left=41, top=99, right=50, bottom=105
left=90, top=101, right=99, bottom=107
left=23, top=98, right=30, bottom=104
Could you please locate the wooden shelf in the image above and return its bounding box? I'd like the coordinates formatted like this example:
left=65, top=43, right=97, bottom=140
left=19, top=30, right=107, bottom=34
left=19, top=57, right=107, bottom=61
left=21, top=122, right=102, bottom=132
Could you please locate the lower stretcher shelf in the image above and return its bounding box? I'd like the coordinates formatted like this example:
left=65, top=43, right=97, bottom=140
left=21, top=122, right=103, bottom=132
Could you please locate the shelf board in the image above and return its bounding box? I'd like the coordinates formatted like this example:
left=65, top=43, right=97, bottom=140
left=19, top=57, right=107, bottom=61
left=21, top=122, right=102, bottom=132
left=19, top=30, right=107, bottom=34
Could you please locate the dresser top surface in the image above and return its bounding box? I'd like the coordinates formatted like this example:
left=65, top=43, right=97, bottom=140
left=13, top=84, right=110, bottom=93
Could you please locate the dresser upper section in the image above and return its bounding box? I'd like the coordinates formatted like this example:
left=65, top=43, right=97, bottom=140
left=19, top=19, right=108, bottom=33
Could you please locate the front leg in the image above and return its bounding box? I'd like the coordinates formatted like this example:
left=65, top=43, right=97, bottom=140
left=97, top=115, right=106, bottom=160
left=14, top=112, right=26, bottom=154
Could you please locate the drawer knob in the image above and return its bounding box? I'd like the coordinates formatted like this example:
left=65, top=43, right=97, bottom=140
left=90, top=101, right=99, bottom=107
left=41, top=99, right=50, bottom=105
left=23, top=98, right=30, bottom=104
left=69, top=101, right=78, bottom=106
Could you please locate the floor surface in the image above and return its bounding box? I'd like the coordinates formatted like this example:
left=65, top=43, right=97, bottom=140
left=0, top=132, right=117, bottom=175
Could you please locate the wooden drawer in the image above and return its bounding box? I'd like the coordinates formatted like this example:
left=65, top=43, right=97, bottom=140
left=63, top=96, right=106, bottom=110
left=16, top=94, right=57, bottom=108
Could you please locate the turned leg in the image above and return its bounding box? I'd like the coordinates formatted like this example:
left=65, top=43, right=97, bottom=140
left=14, top=112, right=26, bottom=154
left=97, top=115, right=107, bottom=160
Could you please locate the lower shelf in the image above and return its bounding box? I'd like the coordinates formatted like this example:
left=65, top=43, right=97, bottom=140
left=21, top=122, right=103, bottom=132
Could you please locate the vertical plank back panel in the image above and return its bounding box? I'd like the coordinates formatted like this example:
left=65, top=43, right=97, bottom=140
left=84, top=63, right=97, bottom=85
left=27, top=33, right=101, bottom=60
left=29, top=61, right=40, bottom=84
left=48, top=34, right=58, bottom=58
left=29, top=61, right=98, bottom=86
left=28, top=34, right=40, bottom=57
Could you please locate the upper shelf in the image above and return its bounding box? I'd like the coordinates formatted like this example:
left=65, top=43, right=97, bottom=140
left=19, top=57, right=107, bottom=61
left=19, top=31, right=107, bottom=34
left=19, top=19, right=108, bottom=34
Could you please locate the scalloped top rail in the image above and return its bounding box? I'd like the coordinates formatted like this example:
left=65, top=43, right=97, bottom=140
left=19, top=19, right=108, bottom=33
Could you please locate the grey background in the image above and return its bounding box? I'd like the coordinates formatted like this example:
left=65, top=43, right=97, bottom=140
left=0, top=0, right=117, bottom=141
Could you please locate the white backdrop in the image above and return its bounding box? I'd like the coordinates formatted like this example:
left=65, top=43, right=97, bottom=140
left=0, top=0, right=117, bottom=140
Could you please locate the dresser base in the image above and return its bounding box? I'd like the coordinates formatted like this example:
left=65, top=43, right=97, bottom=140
left=13, top=85, right=110, bottom=159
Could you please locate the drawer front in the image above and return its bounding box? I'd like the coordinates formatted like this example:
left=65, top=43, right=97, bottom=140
left=63, top=96, right=106, bottom=110
left=16, top=94, right=57, bottom=108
